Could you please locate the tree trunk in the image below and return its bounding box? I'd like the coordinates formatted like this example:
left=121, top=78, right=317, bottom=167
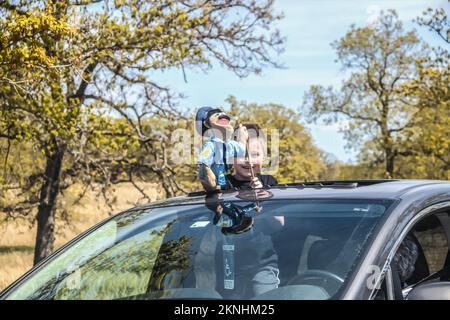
left=380, top=104, right=395, bottom=179
left=385, top=148, right=395, bottom=178
left=33, top=146, right=65, bottom=265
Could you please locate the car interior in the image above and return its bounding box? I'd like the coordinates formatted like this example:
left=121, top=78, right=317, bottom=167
left=50, top=204, right=450, bottom=301
left=133, top=210, right=381, bottom=300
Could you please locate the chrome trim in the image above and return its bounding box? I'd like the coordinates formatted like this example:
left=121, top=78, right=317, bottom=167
left=385, top=266, right=395, bottom=300
left=402, top=286, right=414, bottom=299
left=369, top=201, right=450, bottom=300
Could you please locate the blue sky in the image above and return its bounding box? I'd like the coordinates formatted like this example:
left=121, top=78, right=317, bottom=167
left=153, top=0, right=448, bottom=163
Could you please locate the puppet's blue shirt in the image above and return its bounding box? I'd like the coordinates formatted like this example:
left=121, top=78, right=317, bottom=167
left=197, top=137, right=245, bottom=186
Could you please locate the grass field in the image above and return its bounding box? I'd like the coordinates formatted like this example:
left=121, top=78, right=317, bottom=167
left=0, top=182, right=162, bottom=292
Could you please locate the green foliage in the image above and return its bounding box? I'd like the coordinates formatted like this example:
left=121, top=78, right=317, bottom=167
left=0, top=0, right=284, bottom=263
left=415, top=7, right=449, bottom=45
left=302, top=9, right=449, bottom=179
left=0, top=0, right=284, bottom=192
left=394, top=55, right=449, bottom=179
left=393, top=7, right=449, bottom=179
left=0, top=3, right=71, bottom=72
left=326, top=8, right=450, bottom=180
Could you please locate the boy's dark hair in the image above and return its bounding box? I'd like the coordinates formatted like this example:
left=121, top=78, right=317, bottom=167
left=237, top=123, right=267, bottom=159
left=241, top=123, right=265, bottom=141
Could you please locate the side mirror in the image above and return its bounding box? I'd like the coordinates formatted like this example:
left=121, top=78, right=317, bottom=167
left=407, top=282, right=450, bottom=300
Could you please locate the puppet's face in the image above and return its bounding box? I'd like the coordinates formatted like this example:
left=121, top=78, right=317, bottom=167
left=206, top=111, right=233, bottom=136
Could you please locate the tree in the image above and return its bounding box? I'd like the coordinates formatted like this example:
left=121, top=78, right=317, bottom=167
left=416, top=7, right=449, bottom=45
left=393, top=7, right=449, bottom=179
left=226, top=96, right=327, bottom=182
left=318, top=151, right=341, bottom=181
left=0, top=2, right=71, bottom=85
left=302, top=10, right=423, bottom=178
left=0, top=0, right=284, bottom=264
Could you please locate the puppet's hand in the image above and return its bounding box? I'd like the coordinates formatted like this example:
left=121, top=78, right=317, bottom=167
left=198, top=164, right=220, bottom=192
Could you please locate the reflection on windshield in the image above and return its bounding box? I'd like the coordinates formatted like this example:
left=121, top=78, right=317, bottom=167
left=6, top=194, right=393, bottom=300
left=203, top=190, right=282, bottom=298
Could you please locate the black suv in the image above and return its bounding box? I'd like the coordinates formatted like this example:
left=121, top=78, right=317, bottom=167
left=2, top=180, right=450, bottom=300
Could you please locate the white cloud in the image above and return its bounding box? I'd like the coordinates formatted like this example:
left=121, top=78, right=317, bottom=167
left=366, top=4, right=382, bottom=24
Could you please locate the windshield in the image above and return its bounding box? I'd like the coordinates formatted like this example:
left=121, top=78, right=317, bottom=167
left=5, top=195, right=393, bottom=300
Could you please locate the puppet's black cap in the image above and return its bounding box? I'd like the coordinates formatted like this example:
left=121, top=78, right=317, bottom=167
left=195, top=106, right=222, bottom=135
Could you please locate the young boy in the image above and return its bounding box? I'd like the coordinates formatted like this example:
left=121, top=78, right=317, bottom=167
left=226, top=124, right=278, bottom=189
left=203, top=189, right=282, bottom=299
left=201, top=124, right=282, bottom=298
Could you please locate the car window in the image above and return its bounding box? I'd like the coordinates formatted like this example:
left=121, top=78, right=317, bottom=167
left=7, top=220, right=117, bottom=300
left=7, top=210, right=170, bottom=300
left=5, top=199, right=394, bottom=300
left=54, top=223, right=168, bottom=299
left=413, top=214, right=449, bottom=275
left=390, top=213, right=450, bottom=295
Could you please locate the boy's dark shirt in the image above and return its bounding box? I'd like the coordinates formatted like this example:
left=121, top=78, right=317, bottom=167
left=226, top=173, right=278, bottom=189
left=214, top=173, right=279, bottom=298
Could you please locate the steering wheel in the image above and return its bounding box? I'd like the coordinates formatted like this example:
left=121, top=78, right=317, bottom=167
left=287, top=270, right=345, bottom=294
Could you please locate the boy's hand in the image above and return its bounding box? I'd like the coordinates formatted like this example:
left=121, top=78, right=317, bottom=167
left=250, top=177, right=263, bottom=189
left=235, top=124, right=249, bottom=146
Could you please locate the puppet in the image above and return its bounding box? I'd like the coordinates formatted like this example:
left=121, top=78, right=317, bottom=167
left=195, top=107, right=248, bottom=191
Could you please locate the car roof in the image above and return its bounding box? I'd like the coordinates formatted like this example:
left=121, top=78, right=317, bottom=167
left=132, top=179, right=450, bottom=210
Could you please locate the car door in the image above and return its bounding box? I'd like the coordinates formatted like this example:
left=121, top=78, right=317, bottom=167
left=373, top=208, right=450, bottom=300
